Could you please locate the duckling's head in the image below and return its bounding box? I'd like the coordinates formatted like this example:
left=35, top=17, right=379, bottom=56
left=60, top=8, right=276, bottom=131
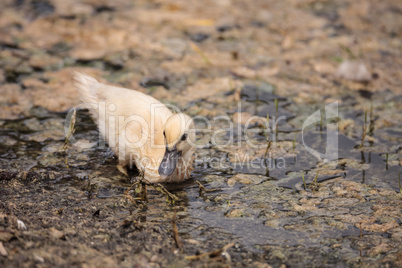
left=158, top=113, right=195, bottom=179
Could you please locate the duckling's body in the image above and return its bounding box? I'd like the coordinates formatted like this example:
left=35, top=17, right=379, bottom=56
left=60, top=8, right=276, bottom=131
left=73, top=72, right=195, bottom=183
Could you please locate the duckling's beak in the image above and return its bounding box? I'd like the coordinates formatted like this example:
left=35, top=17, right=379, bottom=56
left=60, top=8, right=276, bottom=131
left=159, top=146, right=181, bottom=178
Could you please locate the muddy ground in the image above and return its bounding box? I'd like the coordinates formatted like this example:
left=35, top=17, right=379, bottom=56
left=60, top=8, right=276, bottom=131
left=0, top=0, right=401, bottom=267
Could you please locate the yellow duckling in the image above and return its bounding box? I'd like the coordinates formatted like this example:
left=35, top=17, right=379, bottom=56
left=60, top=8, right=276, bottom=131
left=72, top=72, right=195, bottom=183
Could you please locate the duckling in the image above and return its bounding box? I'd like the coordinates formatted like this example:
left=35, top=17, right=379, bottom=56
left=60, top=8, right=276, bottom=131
left=72, top=72, right=195, bottom=183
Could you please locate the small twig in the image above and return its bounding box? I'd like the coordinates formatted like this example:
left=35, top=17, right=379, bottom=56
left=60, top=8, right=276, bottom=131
left=124, top=181, right=137, bottom=196
left=385, top=153, right=389, bottom=171
left=172, top=210, right=183, bottom=252
left=196, top=180, right=207, bottom=195
left=301, top=171, right=306, bottom=190
left=86, top=177, right=96, bottom=200
left=359, top=110, right=368, bottom=148
left=151, top=182, right=179, bottom=204
left=339, top=45, right=357, bottom=60
left=123, top=172, right=179, bottom=204
left=62, top=107, right=76, bottom=151
left=124, top=171, right=147, bottom=203
left=368, top=103, right=374, bottom=136
left=185, top=242, right=235, bottom=261
left=195, top=181, right=218, bottom=195
left=58, top=107, right=77, bottom=168
left=142, top=180, right=148, bottom=202
left=124, top=181, right=143, bottom=203
left=313, top=170, right=319, bottom=184
left=189, top=41, right=211, bottom=65
left=264, top=112, right=272, bottom=173
left=124, top=194, right=142, bottom=204
left=37, top=108, right=76, bottom=166
left=320, top=107, right=324, bottom=131
left=264, top=141, right=272, bottom=159
left=121, top=167, right=180, bottom=205
left=309, top=171, right=320, bottom=191
left=274, top=99, right=278, bottom=142
left=138, top=169, right=148, bottom=201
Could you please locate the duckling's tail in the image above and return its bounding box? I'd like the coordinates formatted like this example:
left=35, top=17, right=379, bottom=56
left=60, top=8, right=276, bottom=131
left=72, top=72, right=100, bottom=105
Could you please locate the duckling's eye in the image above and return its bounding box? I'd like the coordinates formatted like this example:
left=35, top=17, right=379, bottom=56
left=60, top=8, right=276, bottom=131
left=181, top=133, right=187, bottom=141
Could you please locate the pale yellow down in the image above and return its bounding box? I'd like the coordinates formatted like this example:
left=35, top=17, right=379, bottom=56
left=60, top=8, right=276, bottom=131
left=73, top=72, right=195, bottom=183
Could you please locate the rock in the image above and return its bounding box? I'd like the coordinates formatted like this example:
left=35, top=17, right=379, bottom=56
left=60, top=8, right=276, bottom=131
left=0, top=136, right=17, bottom=146
left=338, top=119, right=354, bottom=133
left=26, top=68, right=102, bottom=112
left=231, top=67, right=257, bottom=79
left=0, top=242, right=7, bottom=256
left=390, top=227, right=402, bottom=241
left=0, top=232, right=13, bottom=242
left=312, top=61, right=336, bottom=74
left=225, top=208, right=245, bottom=218
left=28, top=54, right=63, bottom=70
left=336, top=61, right=372, bottom=82
left=52, top=0, right=93, bottom=17
left=33, top=253, right=45, bottom=263
left=22, top=77, right=47, bottom=89
left=227, top=174, right=264, bottom=187
left=49, top=227, right=65, bottom=239
left=0, top=83, right=32, bottom=119
left=252, top=261, right=272, bottom=268
left=178, top=77, right=235, bottom=102
left=360, top=220, right=399, bottom=233
left=264, top=219, right=280, bottom=228
left=23, top=118, right=41, bottom=131
left=70, top=27, right=132, bottom=61
left=227, top=177, right=236, bottom=187
left=233, top=112, right=253, bottom=126
left=367, top=243, right=390, bottom=257
left=161, top=38, right=187, bottom=59
left=17, top=220, right=27, bottom=230
left=292, top=203, right=317, bottom=212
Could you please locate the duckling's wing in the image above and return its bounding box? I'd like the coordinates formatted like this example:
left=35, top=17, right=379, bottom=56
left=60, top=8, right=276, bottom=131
left=73, top=72, right=172, bottom=120
left=73, top=72, right=167, bottom=108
